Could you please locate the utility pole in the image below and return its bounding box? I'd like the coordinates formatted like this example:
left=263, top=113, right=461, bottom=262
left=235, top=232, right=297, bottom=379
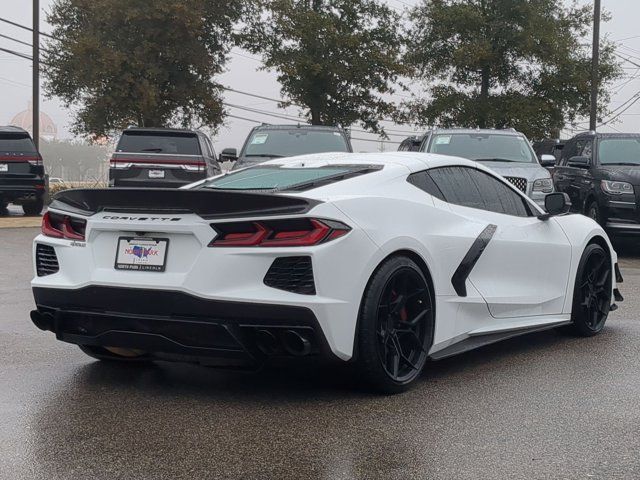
left=33, top=0, right=40, bottom=149
left=589, top=0, right=601, bottom=132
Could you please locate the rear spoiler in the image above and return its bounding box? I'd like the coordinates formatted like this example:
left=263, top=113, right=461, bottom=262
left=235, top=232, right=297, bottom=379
left=49, top=188, right=321, bottom=220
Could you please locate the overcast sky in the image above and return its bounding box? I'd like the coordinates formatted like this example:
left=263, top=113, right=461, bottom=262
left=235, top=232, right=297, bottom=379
left=1, top=0, right=639, bottom=152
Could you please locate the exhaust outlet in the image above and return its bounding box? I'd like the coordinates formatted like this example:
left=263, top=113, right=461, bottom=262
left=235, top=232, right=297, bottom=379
left=281, top=329, right=312, bottom=357
left=255, top=329, right=279, bottom=355
left=30, top=310, right=54, bottom=331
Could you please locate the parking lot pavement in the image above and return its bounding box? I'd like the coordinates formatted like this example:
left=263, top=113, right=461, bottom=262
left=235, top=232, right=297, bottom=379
left=1, top=227, right=640, bottom=480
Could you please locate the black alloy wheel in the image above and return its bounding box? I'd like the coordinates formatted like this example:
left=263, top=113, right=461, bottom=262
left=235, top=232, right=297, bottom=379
left=569, top=243, right=612, bottom=336
left=356, top=256, right=433, bottom=393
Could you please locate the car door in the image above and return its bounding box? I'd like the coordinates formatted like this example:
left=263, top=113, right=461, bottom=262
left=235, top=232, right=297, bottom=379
left=428, top=166, right=572, bottom=319
left=572, top=138, right=595, bottom=212
left=554, top=138, right=593, bottom=212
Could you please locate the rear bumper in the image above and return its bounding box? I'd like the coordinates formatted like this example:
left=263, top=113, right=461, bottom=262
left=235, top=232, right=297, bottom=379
left=31, top=286, right=337, bottom=365
left=109, top=168, right=205, bottom=189
left=0, top=179, right=45, bottom=201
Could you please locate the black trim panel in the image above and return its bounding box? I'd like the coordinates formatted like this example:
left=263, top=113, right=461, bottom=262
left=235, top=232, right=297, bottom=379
left=429, top=320, right=571, bottom=360
left=31, top=286, right=337, bottom=362
left=451, top=224, right=497, bottom=297
left=50, top=188, right=320, bottom=220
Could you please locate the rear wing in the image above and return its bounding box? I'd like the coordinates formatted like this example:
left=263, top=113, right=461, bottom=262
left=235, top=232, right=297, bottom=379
left=49, top=188, right=321, bottom=220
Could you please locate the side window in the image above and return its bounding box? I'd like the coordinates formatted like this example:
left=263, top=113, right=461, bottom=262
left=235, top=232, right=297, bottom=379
left=560, top=140, right=576, bottom=165
left=466, top=169, right=531, bottom=217
left=580, top=139, right=593, bottom=160
left=407, top=171, right=445, bottom=201
left=427, top=166, right=531, bottom=217
left=206, top=138, right=217, bottom=162
left=427, top=167, right=484, bottom=210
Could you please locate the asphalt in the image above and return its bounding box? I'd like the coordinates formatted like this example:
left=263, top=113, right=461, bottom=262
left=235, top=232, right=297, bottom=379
left=1, top=227, right=640, bottom=480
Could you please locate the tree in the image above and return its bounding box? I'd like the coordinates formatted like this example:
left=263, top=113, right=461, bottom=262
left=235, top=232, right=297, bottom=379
left=243, top=0, right=409, bottom=134
left=44, top=0, right=252, bottom=137
left=405, top=0, right=622, bottom=139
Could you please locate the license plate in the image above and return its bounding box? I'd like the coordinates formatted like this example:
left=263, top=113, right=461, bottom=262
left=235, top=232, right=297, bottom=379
left=148, top=170, right=165, bottom=179
left=115, top=237, right=169, bottom=272
left=0, top=164, right=7, bottom=172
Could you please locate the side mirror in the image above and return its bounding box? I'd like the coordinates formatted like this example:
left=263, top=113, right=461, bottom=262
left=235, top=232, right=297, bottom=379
left=539, top=154, right=556, bottom=167
left=567, top=156, right=590, bottom=168
left=539, top=192, right=572, bottom=220
left=219, top=148, right=238, bottom=162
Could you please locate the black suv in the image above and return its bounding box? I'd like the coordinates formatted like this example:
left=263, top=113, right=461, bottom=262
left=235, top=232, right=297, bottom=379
left=222, top=125, right=353, bottom=170
left=109, top=128, right=221, bottom=188
left=553, top=132, right=640, bottom=236
left=0, top=126, right=46, bottom=215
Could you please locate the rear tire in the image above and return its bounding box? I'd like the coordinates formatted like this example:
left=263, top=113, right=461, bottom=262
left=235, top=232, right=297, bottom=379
left=78, top=345, right=151, bottom=362
left=355, top=256, right=434, bottom=394
left=566, top=243, right=612, bottom=337
left=22, top=197, right=44, bottom=216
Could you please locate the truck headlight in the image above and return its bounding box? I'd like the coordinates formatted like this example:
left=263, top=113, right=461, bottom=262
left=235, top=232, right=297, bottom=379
left=601, top=180, right=634, bottom=195
left=533, top=178, right=553, bottom=193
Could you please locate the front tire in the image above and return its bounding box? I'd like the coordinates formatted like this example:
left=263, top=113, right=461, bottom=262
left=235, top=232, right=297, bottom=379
left=567, top=243, right=612, bottom=337
left=355, top=256, right=434, bottom=394
left=586, top=201, right=601, bottom=225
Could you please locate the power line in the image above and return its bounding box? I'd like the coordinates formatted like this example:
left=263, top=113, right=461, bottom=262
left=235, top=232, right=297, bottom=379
left=0, top=46, right=32, bottom=61
left=0, top=16, right=54, bottom=39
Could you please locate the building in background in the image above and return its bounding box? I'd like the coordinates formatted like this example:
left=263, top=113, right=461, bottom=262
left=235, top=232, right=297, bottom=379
left=9, top=102, right=58, bottom=142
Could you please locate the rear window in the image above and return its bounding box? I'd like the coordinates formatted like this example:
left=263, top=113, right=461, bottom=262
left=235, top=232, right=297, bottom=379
left=201, top=165, right=378, bottom=191
left=116, top=131, right=201, bottom=155
left=0, top=133, right=37, bottom=154
left=243, top=129, right=349, bottom=158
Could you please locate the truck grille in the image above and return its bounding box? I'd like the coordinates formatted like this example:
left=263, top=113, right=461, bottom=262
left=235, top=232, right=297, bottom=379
left=36, top=244, right=59, bottom=277
left=504, top=176, right=527, bottom=193
left=264, top=256, right=315, bottom=295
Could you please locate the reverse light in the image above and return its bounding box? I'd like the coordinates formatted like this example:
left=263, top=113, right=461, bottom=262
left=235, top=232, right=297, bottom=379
left=42, top=212, right=86, bottom=241
left=209, top=218, right=351, bottom=247
left=27, top=155, right=43, bottom=166
left=602, top=180, right=634, bottom=195
left=533, top=178, right=554, bottom=193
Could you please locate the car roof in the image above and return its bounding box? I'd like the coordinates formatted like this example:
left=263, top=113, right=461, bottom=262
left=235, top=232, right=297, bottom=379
left=0, top=126, right=30, bottom=134
left=251, top=124, right=347, bottom=133
left=122, top=127, right=200, bottom=135
left=428, top=128, right=522, bottom=136
left=572, top=131, right=640, bottom=139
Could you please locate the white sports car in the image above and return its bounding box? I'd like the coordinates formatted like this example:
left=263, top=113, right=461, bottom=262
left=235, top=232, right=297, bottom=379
left=31, top=152, right=624, bottom=392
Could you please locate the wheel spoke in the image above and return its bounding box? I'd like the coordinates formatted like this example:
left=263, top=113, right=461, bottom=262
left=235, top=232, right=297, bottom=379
left=402, top=308, right=430, bottom=328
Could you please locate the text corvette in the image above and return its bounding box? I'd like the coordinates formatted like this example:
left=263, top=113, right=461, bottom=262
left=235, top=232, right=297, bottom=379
left=31, top=152, right=623, bottom=392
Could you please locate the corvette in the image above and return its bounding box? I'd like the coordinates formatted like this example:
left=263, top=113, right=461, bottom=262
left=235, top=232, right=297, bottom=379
left=30, top=152, right=623, bottom=392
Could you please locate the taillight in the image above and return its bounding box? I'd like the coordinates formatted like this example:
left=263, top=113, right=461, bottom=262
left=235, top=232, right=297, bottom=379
left=209, top=218, right=350, bottom=247
left=27, top=155, right=43, bottom=166
left=42, top=212, right=86, bottom=241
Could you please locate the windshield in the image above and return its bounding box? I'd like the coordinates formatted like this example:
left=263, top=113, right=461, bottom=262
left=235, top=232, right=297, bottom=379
left=0, top=134, right=37, bottom=154
left=598, top=138, right=640, bottom=166
left=117, top=132, right=201, bottom=155
left=201, top=165, right=366, bottom=191
left=428, top=133, right=536, bottom=163
left=243, top=129, right=349, bottom=158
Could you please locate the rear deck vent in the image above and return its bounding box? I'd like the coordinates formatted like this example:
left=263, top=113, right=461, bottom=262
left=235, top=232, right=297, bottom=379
left=264, top=256, right=315, bottom=295
left=36, top=244, right=59, bottom=277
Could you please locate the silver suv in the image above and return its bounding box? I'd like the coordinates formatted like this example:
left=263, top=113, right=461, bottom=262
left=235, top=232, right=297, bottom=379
left=420, top=128, right=555, bottom=208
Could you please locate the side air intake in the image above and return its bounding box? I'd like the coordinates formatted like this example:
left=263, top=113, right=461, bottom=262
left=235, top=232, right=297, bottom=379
left=264, top=256, right=316, bottom=295
left=36, top=244, right=59, bottom=277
